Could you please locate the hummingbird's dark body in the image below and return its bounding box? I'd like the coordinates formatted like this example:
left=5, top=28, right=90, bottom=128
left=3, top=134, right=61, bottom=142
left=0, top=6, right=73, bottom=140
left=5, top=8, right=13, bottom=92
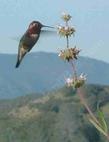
left=15, top=21, right=53, bottom=68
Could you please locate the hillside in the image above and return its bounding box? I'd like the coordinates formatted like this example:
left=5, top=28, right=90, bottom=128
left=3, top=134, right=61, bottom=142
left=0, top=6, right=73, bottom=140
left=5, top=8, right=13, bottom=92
left=0, top=84, right=109, bottom=142
left=0, top=52, right=109, bottom=98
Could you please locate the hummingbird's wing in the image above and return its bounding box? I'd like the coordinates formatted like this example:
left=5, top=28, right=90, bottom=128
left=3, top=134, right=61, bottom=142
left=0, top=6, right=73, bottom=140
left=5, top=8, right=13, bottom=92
left=10, top=36, right=21, bottom=42
left=10, top=29, right=56, bottom=42
left=41, top=29, right=56, bottom=35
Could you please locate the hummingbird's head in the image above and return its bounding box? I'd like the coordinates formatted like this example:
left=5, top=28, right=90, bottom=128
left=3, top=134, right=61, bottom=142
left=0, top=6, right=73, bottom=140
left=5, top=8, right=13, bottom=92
left=28, top=21, right=54, bottom=34
left=28, top=21, right=42, bottom=33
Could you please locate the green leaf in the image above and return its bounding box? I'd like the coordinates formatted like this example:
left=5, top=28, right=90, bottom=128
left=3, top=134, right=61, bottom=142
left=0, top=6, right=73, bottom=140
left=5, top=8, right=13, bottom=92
left=97, top=104, right=108, bottom=133
left=89, top=117, right=107, bottom=137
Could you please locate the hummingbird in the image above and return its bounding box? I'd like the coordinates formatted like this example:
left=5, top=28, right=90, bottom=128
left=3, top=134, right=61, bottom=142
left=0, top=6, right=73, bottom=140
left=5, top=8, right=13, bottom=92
left=15, top=21, right=54, bottom=68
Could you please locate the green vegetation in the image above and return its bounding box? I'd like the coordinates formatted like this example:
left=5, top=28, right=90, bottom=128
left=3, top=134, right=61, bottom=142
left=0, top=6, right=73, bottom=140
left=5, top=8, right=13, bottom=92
left=0, top=84, right=109, bottom=142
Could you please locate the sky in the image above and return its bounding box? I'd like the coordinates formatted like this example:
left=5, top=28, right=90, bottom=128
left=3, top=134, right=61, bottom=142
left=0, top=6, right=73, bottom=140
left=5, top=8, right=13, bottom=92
left=0, top=0, right=109, bottom=63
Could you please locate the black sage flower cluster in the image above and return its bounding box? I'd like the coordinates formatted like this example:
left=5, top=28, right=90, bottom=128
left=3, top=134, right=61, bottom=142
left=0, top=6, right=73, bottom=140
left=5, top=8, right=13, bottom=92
left=58, top=47, right=80, bottom=61
left=57, top=13, right=86, bottom=89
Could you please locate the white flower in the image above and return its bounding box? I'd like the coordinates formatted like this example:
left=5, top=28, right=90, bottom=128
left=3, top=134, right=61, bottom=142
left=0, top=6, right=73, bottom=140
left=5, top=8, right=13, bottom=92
left=58, top=50, right=63, bottom=57
left=79, top=73, right=87, bottom=81
left=62, top=12, right=67, bottom=16
left=65, top=77, right=73, bottom=87
left=57, top=25, right=63, bottom=30
left=64, top=26, right=69, bottom=30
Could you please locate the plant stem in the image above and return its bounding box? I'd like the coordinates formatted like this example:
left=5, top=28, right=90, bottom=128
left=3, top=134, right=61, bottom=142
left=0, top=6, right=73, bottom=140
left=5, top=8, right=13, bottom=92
left=66, top=35, right=69, bottom=48
left=70, top=60, right=77, bottom=80
left=77, top=88, right=101, bottom=126
left=70, top=58, right=100, bottom=129
left=70, top=61, right=101, bottom=128
left=106, top=135, right=109, bottom=141
left=65, top=21, right=69, bottom=48
left=70, top=55, right=99, bottom=125
left=65, top=21, right=68, bottom=26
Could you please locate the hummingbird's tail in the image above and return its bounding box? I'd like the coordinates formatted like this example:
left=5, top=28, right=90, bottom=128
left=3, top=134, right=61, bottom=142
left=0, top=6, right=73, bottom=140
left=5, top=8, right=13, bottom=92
left=15, top=47, right=27, bottom=68
left=15, top=59, right=21, bottom=68
left=15, top=55, right=24, bottom=68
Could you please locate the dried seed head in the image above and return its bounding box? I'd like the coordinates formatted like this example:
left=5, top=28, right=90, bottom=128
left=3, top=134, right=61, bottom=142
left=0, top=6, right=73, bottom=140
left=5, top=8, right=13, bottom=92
left=65, top=73, right=86, bottom=88
left=61, top=12, right=72, bottom=22
left=58, top=47, right=80, bottom=61
left=57, top=25, right=75, bottom=37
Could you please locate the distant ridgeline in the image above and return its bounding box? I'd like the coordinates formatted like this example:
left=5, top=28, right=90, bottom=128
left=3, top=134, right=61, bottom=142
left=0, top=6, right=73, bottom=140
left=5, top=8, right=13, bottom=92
left=0, top=52, right=109, bottom=99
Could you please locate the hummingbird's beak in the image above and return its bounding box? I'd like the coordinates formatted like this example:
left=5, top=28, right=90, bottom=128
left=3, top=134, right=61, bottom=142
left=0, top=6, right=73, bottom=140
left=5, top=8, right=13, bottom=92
left=42, top=25, right=54, bottom=28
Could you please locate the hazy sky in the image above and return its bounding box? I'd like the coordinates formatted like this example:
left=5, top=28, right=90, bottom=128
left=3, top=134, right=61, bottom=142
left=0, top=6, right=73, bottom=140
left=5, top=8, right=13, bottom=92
left=0, top=0, right=109, bottom=63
